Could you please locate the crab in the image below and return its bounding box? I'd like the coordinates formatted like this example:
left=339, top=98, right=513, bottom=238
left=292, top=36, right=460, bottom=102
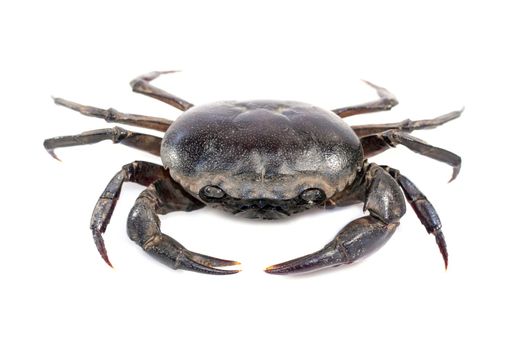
left=44, top=71, right=461, bottom=275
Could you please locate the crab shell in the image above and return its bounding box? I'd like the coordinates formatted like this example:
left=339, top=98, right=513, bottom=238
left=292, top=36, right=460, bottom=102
left=161, top=100, right=363, bottom=201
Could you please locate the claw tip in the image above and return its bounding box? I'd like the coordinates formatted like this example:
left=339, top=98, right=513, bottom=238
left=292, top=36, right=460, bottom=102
left=264, top=265, right=286, bottom=275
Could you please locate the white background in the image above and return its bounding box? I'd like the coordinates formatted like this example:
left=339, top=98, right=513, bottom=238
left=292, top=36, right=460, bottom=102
left=1, top=1, right=523, bottom=349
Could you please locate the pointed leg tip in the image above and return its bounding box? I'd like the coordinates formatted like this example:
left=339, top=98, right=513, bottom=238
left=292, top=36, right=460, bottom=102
left=448, top=165, right=461, bottom=183
left=45, top=147, right=62, bottom=161
left=361, top=79, right=375, bottom=87
left=93, top=231, right=113, bottom=268
left=158, top=70, right=178, bottom=75
left=52, top=96, right=67, bottom=106
left=103, top=256, right=114, bottom=268
left=360, top=80, right=397, bottom=107
left=360, top=79, right=387, bottom=91
left=146, top=70, right=179, bottom=80
left=433, top=230, right=449, bottom=270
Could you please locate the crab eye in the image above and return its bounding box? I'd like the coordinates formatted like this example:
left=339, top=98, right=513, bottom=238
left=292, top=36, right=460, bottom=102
left=300, top=188, right=326, bottom=203
left=200, top=185, right=226, bottom=200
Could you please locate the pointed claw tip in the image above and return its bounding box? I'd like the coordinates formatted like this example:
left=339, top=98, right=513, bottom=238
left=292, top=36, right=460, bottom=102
left=210, top=267, right=241, bottom=275
left=264, top=265, right=287, bottom=275
left=264, top=265, right=276, bottom=273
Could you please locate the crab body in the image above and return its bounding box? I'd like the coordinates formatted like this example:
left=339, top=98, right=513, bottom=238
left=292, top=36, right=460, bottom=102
left=44, top=71, right=461, bottom=275
left=162, top=100, right=362, bottom=219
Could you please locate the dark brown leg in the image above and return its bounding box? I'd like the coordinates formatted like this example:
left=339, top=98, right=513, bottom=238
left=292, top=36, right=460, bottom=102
left=332, top=81, right=398, bottom=118
left=360, top=130, right=461, bottom=182
left=90, top=161, right=175, bottom=266
left=352, top=109, right=463, bottom=137
left=43, top=126, right=162, bottom=160
left=127, top=178, right=240, bottom=275
left=265, top=164, right=406, bottom=274
left=53, top=97, right=173, bottom=132
left=130, top=71, right=193, bottom=111
left=382, top=166, right=449, bottom=269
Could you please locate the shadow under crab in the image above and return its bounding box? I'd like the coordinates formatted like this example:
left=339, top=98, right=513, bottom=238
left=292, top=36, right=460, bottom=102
left=44, top=71, right=461, bottom=275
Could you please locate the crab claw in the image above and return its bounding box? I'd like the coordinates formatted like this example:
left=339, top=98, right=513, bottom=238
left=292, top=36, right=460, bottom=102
left=266, top=217, right=396, bottom=275
left=177, top=250, right=241, bottom=275
left=265, top=245, right=344, bottom=275
left=186, top=250, right=241, bottom=268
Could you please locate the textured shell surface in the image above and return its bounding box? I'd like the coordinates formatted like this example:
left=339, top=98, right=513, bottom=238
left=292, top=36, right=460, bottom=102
left=161, top=100, right=363, bottom=200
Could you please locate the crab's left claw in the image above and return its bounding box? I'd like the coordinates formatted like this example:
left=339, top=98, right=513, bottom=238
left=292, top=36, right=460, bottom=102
left=265, top=217, right=398, bottom=275
left=265, top=244, right=345, bottom=275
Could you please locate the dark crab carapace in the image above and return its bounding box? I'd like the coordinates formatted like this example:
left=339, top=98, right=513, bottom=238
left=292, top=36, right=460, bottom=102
left=44, top=71, right=461, bottom=275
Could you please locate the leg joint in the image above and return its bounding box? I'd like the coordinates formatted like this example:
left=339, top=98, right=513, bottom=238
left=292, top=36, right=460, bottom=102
left=111, top=126, right=129, bottom=143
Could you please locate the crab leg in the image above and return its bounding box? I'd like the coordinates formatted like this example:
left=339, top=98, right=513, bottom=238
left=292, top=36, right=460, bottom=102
left=266, top=164, right=405, bottom=274
left=360, top=130, right=461, bottom=182
left=351, top=109, right=462, bottom=137
left=90, top=161, right=174, bottom=266
left=127, top=178, right=241, bottom=275
left=53, top=97, right=173, bottom=132
left=332, top=81, right=398, bottom=118
left=382, top=166, right=449, bottom=268
left=43, top=127, right=162, bottom=160
left=130, top=71, right=194, bottom=111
